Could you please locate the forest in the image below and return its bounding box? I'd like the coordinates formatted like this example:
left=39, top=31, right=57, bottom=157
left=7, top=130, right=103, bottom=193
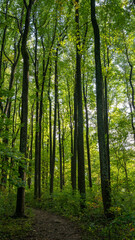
left=0, top=0, right=135, bottom=239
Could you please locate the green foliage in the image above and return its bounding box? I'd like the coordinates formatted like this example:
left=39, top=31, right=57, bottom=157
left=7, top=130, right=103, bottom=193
left=0, top=0, right=135, bottom=238
left=0, top=143, right=29, bottom=188
left=0, top=191, right=34, bottom=240
left=25, top=187, right=135, bottom=240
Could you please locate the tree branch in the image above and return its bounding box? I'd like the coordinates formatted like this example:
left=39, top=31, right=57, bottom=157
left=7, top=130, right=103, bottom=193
left=4, top=51, right=13, bottom=65
left=23, top=0, right=28, bottom=9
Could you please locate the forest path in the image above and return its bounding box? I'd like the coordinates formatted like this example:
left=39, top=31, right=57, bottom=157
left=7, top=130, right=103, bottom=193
left=24, top=209, right=83, bottom=240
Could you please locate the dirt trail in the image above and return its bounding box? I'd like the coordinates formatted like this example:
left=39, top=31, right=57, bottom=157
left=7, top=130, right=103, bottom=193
left=24, top=209, right=83, bottom=240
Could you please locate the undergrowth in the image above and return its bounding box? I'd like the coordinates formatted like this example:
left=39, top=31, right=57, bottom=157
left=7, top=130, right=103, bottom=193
left=26, top=187, right=135, bottom=240
left=0, top=191, right=34, bottom=240
left=1, top=187, right=135, bottom=240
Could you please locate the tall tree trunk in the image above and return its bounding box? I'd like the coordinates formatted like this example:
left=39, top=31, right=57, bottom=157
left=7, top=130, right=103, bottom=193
left=62, top=121, right=65, bottom=187
left=38, top=20, right=57, bottom=196
left=4, top=35, right=22, bottom=116
left=104, top=47, right=110, bottom=183
left=58, top=101, right=63, bottom=190
left=28, top=102, right=34, bottom=188
left=73, top=90, right=77, bottom=191
left=75, top=0, right=85, bottom=205
left=0, top=1, right=8, bottom=187
left=1, top=36, right=22, bottom=188
left=37, top=39, right=46, bottom=198
left=124, top=38, right=135, bottom=143
left=34, top=19, right=39, bottom=198
left=50, top=48, right=58, bottom=194
left=0, top=0, right=8, bottom=106
left=34, top=90, right=39, bottom=198
left=15, top=0, right=35, bottom=217
left=91, top=0, right=111, bottom=216
left=126, top=78, right=135, bottom=143
left=67, top=79, right=74, bottom=190
left=41, top=116, right=45, bottom=189
left=38, top=33, right=56, bottom=197
left=10, top=82, right=18, bottom=178
left=48, top=63, right=52, bottom=189
left=104, top=76, right=110, bottom=182
left=45, top=138, right=49, bottom=188
left=83, top=74, right=92, bottom=188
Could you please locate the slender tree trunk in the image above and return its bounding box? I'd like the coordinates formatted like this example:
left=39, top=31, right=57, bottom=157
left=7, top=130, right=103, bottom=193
left=124, top=39, right=135, bottom=143
left=12, top=82, right=18, bottom=141
left=0, top=0, right=8, bottom=96
left=104, top=75, right=110, bottom=183
left=39, top=21, right=57, bottom=196
left=41, top=116, right=45, bottom=189
left=28, top=103, right=34, bottom=188
left=58, top=101, right=63, bottom=190
left=10, top=82, right=18, bottom=186
left=50, top=48, right=58, bottom=194
left=104, top=48, right=110, bottom=183
left=122, top=149, right=129, bottom=192
left=82, top=24, right=91, bottom=189
left=75, top=0, right=85, bottom=205
left=0, top=1, right=9, bottom=187
left=73, top=90, right=77, bottom=191
left=83, top=75, right=92, bottom=188
left=34, top=20, right=39, bottom=198
left=15, top=0, right=35, bottom=217
left=48, top=64, right=52, bottom=188
left=91, top=0, right=111, bottom=216
left=62, top=123, right=65, bottom=187
left=34, top=90, right=39, bottom=198
left=126, top=79, right=135, bottom=143
left=45, top=138, right=49, bottom=188
left=0, top=26, right=7, bottom=87
left=37, top=34, right=56, bottom=197
left=37, top=40, right=46, bottom=198
left=4, top=36, right=22, bottom=116
left=67, top=79, right=74, bottom=189
left=1, top=36, right=22, bottom=188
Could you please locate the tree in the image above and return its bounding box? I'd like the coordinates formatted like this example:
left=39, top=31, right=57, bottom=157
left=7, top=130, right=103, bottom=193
left=83, top=72, right=92, bottom=188
left=124, top=35, right=135, bottom=143
left=15, top=0, right=36, bottom=218
left=1, top=0, right=135, bottom=223
left=50, top=47, right=58, bottom=194
left=91, top=0, right=111, bottom=216
left=75, top=0, right=85, bottom=205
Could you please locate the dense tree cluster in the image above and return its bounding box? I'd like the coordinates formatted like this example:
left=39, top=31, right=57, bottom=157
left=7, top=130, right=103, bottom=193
left=0, top=0, right=135, bottom=217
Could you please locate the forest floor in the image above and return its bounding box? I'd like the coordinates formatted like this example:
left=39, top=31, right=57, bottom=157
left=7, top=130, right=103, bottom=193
left=1, top=208, right=86, bottom=240
left=1, top=204, right=135, bottom=240
left=23, top=208, right=83, bottom=240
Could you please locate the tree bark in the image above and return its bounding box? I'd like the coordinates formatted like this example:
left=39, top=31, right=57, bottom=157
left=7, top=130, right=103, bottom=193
left=83, top=75, right=92, bottom=188
left=50, top=48, right=58, bottom=194
left=48, top=63, right=52, bottom=189
left=33, top=17, right=40, bottom=198
left=67, top=79, right=75, bottom=190
left=28, top=102, right=34, bottom=188
left=15, top=0, right=36, bottom=217
left=124, top=39, right=135, bottom=143
left=75, top=0, right=85, bottom=205
left=0, top=0, right=8, bottom=100
left=62, top=122, right=65, bottom=187
left=104, top=47, right=110, bottom=183
left=1, top=36, right=22, bottom=188
left=91, top=0, right=111, bottom=216
left=58, top=101, right=63, bottom=190
left=73, top=90, right=77, bottom=191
